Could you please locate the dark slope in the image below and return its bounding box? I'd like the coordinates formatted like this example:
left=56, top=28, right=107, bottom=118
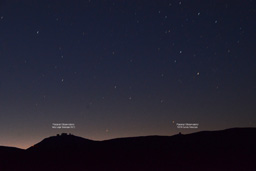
left=0, top=146, right=25, bottom=171
left=99, top=127, right=256, bottom=170
left=0, top=146, right=24, bottom=154
left=0, top=128, right=256, bottom=171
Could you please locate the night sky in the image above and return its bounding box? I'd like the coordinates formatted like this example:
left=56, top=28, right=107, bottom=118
left=1, top=0, right=256, bottom=149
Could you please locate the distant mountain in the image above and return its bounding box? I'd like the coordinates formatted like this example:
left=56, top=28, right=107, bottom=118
left=0, top=128, right=256, bottom=171
left=27, top=133, right=95, bottom=152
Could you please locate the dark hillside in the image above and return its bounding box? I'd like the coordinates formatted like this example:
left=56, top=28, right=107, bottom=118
left=0, top=128, right=255, bottom=171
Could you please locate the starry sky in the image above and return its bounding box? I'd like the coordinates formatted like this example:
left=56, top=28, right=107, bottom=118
left=0, top=0, right=256, bottom=149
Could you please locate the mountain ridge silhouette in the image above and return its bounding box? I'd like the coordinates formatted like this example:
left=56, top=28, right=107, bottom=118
left=1, top=127, right=255, bottom=170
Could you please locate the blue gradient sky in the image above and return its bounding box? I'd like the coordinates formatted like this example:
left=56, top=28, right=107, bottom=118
left=0, top=0, right=255, bottom=149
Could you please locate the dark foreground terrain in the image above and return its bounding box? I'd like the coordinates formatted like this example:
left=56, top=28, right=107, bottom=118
left=0, top=128, right=256, bottom=171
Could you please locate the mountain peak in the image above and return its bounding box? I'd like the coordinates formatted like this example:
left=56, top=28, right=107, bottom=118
left=27, top=133, right=94, bottom=151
